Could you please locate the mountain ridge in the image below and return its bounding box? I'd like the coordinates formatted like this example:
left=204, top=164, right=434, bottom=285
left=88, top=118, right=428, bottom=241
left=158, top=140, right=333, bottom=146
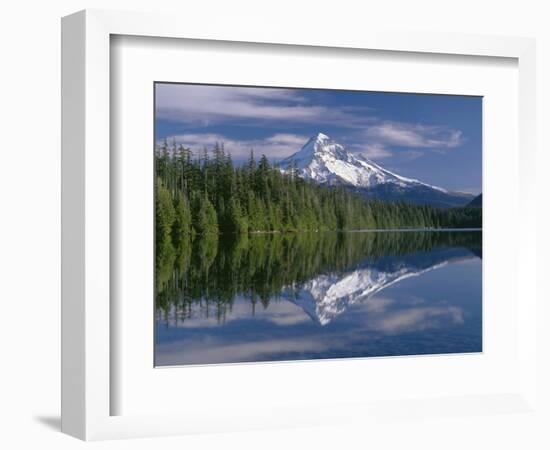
left=468, top=194, right=482, bottom=207
left=280, top=133, right=476, bottom=208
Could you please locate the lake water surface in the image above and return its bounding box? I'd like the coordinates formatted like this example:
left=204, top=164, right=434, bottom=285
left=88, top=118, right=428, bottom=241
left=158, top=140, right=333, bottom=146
left=155, top=230, right=482, bottom=366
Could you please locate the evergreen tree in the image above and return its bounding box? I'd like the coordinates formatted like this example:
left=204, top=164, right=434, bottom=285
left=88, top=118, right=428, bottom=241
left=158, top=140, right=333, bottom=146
left=193, top=194, right=219, bottom=234
left=156, top=181, right=176, bottom=242
left=227, top=198, right=248, bottom=234
left=154, top=143, right=481, bottom=243
left=173, top=193, right=192, bottom=243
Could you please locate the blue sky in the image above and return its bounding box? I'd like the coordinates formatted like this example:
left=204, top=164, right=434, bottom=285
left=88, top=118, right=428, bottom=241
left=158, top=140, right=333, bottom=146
left=155, top=83, right=482, bottom=193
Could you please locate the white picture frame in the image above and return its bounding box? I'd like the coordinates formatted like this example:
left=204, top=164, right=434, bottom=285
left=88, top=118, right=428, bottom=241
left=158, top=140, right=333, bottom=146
left=61, top=9, right=537, bottom=441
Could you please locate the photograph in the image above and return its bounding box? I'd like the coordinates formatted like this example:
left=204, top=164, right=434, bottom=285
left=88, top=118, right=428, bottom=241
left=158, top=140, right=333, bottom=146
left=153, top=83, right=483, bottom=367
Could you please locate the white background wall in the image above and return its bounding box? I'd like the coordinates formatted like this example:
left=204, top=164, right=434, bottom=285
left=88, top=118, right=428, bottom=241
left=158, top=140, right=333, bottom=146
left=0, top=1, right=548, bottom=448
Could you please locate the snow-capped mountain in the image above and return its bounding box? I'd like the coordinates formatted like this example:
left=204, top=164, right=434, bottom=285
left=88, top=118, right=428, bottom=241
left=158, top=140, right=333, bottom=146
left=284, top=247, right=475, bottom=326
left=280, top=133, right=434, bottom=190
left=279, top=133, right=475, bottom=208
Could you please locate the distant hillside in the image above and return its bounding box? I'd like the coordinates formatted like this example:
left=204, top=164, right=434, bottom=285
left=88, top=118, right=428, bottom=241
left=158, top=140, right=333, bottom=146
left=468, top=194, right=482, bottom=207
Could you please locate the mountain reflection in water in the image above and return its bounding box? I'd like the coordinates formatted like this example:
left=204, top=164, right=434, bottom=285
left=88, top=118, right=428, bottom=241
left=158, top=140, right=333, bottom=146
left=155, top=230, right=482, bottom=366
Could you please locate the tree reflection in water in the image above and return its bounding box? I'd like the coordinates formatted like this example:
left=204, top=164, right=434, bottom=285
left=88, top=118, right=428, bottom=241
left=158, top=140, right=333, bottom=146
left=155, top=231, right=482, bottom=326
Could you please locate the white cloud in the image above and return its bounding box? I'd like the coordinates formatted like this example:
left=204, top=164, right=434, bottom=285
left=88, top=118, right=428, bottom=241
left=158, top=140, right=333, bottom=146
left=367, top=305, right=465, bottom=334
left=162, top=298, right=311, bottom=329
left=363, top=297, right=395, bottom=314
left=265, top=133, right=308, bottom=146
left=156, top=83, right=374, bottom=127
left=162, top=132, right=309, bottom=160
left=156, top=336, right=329, bottom=366
left=356, top=143, right=394, bottom=160
left=156, top=84, right=467, bottom=163
left=364, top=121, right=463, bottom=149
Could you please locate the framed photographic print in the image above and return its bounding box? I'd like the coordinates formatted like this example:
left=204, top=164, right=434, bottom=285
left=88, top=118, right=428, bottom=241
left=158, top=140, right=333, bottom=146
left=153, top=83, right=483, bottom=367
left=62, top=9, right=537, bottom=440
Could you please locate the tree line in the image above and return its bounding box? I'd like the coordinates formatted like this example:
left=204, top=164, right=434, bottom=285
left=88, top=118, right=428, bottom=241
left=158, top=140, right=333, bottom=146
left=155, top=141, right=482, bottom=246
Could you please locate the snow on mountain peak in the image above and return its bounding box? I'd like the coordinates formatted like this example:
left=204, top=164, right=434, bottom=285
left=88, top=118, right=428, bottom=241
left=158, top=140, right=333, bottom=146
left=284, top=248, right=474, bottom=326
left=280, top=132, right=441, bottom=191
left=315, top=132, right=330, bottom=141
left=289, top=263, right=446, bottom=326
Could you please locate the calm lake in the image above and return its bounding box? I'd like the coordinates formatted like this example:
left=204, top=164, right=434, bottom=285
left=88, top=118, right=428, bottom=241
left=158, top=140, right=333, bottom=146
left=155, top=230, right=482, bottom=366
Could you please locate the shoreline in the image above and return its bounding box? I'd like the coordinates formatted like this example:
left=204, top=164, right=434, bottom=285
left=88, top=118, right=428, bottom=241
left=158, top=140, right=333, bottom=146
left=188, top=227, right=482, bottom=237
left=344, top=227, right=482, bottom=233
